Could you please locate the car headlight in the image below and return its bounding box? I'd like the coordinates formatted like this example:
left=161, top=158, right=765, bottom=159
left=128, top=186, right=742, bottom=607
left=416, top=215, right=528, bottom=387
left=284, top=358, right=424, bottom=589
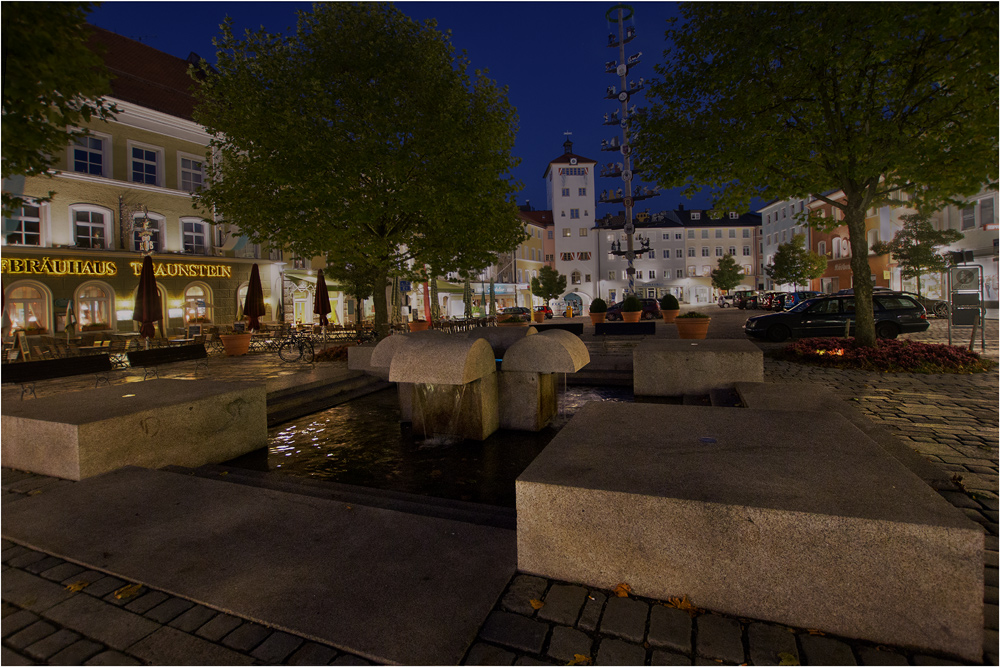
left=745, top=319, right=756, bottom=329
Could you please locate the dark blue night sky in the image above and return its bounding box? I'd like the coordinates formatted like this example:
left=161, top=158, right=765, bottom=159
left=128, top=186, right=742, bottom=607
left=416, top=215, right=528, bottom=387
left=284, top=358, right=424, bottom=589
left=89, top=2, right=723, bottom=214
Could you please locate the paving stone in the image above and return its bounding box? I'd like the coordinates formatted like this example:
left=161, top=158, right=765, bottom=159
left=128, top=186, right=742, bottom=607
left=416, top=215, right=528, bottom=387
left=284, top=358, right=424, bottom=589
left=84, top=649, right=143, bottom=665
left=24, top=628, right=81, bottom=660
left=2, top=609, right=39, bottom=638
left=985, top=566, right=998, bottom=587
left=537, top=584, right=588, bottom=625
left=465, top=642, right=517, bottom=666
left=856, top=646, right=912, bottom=665
left=128, top=626, right=255, bottom=665
left=1, top=602, right=20, bottom=619
left=694, top=614, right=743, bottom=664
left=501, top=575, right=549, bottom=616
left=595, top=638, right=646, bottom=666
left=986, top=586, right=998, bottom=605
left=479, top=610, right=550, bottom=654
left=1, top=569, right=78, bottom=613
left=221, top=620, right=271, bottom=652
left=23, top=556, right=66, bottom=575
left=124, top=590, right=169, bottom=615
left=648, top=605, right=692, bottom=655
left=577, top=591, right=606, bottom=632
left=48, top=639, right=104, bottom=666
left=330, top=655, right=373, bottom=665
left=748, top=623, right=798, bottom=665
left=651, top=649, right=692, bottom=665
left=195, top=612, right=243, bottom=641
left=6, top=550, right=49, bottom=568
left=799, top=634, right=856, bottom=665
left=168, top=603, right=218, bottom=632
left=143, top=596, right=194, bottom=624
left=1, top=646, right=33, bottom=666
left=911, top=655, right=964, bottom=665
left=546, top=625, right=593, bottom=663
left=287, top=641, right=340, bottom=666
left=81, top=576, right=127, bottom=599
left=60, top=569, right=107, bottom=588
left=985, top=604, right=999, bottom=630
left=598, top=596, right=648, bottom=643
left=251, top=630, right=303, bottom=663
left=6, top=620, right=57, bottom=649
left=513, top=657, right=553, bottom=665
left=39, top=562, right=85, bottom=583
left=42, top=593, right=159, bottom=651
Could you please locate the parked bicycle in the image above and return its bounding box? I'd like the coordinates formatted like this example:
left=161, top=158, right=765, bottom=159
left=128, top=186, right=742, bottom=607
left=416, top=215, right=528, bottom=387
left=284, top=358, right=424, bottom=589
left=277, top=330, right=315, bottom=363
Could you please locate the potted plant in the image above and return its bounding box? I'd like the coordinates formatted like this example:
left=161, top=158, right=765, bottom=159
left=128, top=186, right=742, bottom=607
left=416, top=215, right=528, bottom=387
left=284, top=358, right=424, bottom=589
left=532, top=307, right=545, bottom=323
left=659, top=293, right=681, bottom=323
left=675, top=311, right=711, bottom=339
left=220, top=330, right=252, bottom=355
left=621, top=294, right=643, bottom=323
left=408, top=318, right=431, bottom=332
left=589, top=298, right=608, bottom=324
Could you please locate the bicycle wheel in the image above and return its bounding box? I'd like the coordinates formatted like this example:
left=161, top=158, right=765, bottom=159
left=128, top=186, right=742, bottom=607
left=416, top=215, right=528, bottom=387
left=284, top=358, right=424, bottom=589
left=300, top=341, right=315, bottom=363
left=278, top=339, right=303, bottom=362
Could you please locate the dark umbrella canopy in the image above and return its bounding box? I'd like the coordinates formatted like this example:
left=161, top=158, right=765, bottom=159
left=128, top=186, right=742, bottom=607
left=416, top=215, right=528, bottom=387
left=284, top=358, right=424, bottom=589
left=243, top=264, right=267, bottom=332
left=132, top=255, right=162, bottom=339
left=314, top=268, right=332, bottom=327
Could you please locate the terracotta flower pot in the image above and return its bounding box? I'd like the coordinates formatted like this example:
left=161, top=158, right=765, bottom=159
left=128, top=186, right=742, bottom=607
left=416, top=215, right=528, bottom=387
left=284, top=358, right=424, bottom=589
left=408, top=320, right=430, bottom=332
left=661, top=309, right=680, bottom=324
left=589, top=313, right=606, bottom=325
left=220, top=333, right=252, bottom=356
left=622, top=311, right=642, bottom=323
left=532, top=311, right=545, bottom=323
left=676, top=318, right=711, bottom=339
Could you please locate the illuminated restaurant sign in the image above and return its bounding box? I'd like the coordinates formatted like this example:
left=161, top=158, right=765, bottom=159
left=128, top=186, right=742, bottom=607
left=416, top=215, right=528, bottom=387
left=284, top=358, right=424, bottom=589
left=1, top=257, right=232, bottom=279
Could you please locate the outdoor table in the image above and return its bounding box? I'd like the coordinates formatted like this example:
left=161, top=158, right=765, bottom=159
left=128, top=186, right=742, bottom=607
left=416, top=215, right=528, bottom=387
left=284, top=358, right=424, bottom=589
left=168, top=338, right=195, bottom=346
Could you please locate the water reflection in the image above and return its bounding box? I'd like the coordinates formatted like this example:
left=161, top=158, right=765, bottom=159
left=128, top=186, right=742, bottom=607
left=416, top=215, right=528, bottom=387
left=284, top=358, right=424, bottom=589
left=245, top=385, right=632, bottom=507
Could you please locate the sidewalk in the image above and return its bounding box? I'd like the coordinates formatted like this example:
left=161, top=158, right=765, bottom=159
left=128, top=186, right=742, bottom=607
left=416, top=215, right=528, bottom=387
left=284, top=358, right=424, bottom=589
left=3, top=318, right=997, bottom=665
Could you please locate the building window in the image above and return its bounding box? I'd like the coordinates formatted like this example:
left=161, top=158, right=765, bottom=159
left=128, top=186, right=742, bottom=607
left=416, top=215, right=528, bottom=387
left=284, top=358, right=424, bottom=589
left=687, top=230, right=695, bottom=239
left=729, top=229, right=736, bottom=238
left=701, top=247, right=709, bottom=257
left=687, top=247, right=695, bottom=257
left=184, top=283, right=213, bottom=324
left=715, top=247, right=723, bottom=256
left=584, top=274, right=591, bottom=283
left=72, top=207, right=109, bottom=249
left=182, top=219, right=209, bottom=254
left=675, top=233, right=682, bottom=240
left=782, top=230, right=788, bottom=242
left=676, top=269, right=684, bottom=278
left=571, top=209, right=580, bottom=219
left=130, top=145, right=161, bottom=186
left=662, top=249, right=669, bottom=259
left=818, top=240, right=827, bottom=255
left=563, top=228, right=571, bottom=237
left=962, top=206, right=975, bottom=230
left=980, top=198, right=995, bottom=227
left=562, top=188, right=570, bottom=197
left=579, top=227, right=588, bottom=236
left=578, top=252, right=592, bottom=260
left=728, top=246, right=736, bottom=256
left=571, top=270, right=582, bottom=285
left=867, top=229, right=879, bottom=251
left=517, top=269, right=523, bottom=282
left=715, top=229, right=723, bottom=238
left=636, top=271, right=643, bottom=280
left=687, top=266, right=696, bottom=277
left=578, top=188, right=587, bottom=196
left=743, top=229, right=751, bottom=238
left=545, top=254, right=553, bottom=262
left=179, top=156, right=205, bottom=192
left=72, top=136, right=107, bottom=176
left=5, top=281, right=50, bottom=334
left=560, top=252, right=574, bottom=261
left=742, top=245, right=751, bottom=256
left=691, top=212, right=701, bottom=220
left=832, top=236, right=842, bottom=259
left=702, top=265, right=711, bottom=276
left=662, top=233, right=669, bottom=240
left=132, top=212, right=164, bottom=253
left=609, top=271, right=616, bottom=280
left=743, top=265, right=752, bottom=274
left=649, top=270, right=656, bottom=280
left=76, top=282, right=113, bottom=330
left=701, top=229, right=709, bottom=238
left=4, top=202, right=42, bottom=246
left=548, top=230, right=554, bottom=239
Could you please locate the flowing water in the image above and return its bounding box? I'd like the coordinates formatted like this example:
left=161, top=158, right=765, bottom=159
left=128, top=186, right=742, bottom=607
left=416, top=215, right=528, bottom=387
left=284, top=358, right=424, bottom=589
left=236, top=385, right=632, bottom=507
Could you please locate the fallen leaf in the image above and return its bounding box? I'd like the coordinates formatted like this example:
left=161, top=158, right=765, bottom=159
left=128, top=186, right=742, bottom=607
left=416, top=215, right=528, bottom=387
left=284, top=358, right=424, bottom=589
left=27, top=489, right=43, bottom=496
left=65, top=581, right=89, bottom=593
left=529, top=599, right=545, bottom=610
left=665, top=594, right=701, bottom=616
left=567, top=654, right=591, bottom=665
left=219, top=471, right=228, bottom=476
left=777, top=652, right=800, bottom=666
left=113, top=583, right=143, bottom=600
left=806, top=628, right=825, bottom=636
left=613, top=582, right=632, bottom=598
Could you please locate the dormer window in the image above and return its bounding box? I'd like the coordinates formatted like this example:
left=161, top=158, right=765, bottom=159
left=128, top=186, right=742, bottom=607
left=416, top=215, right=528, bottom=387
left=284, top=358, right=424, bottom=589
left=691, top=212, right=701, bottom=220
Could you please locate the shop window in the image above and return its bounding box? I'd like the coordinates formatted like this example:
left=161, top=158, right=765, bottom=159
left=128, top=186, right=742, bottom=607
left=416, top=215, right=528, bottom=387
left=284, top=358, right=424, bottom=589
left=182, top=219, right=210, bottom=254
left=76, top=282, right=113, bottom=331
left=71, top=206, right=111, bottom=249
left=132, top=212, right=164, bottom=253
left=5, top=281, right=50, bottom=334
left=4, top=202, right=43, bottom=246
left=184, top=283, right=213, bottom=324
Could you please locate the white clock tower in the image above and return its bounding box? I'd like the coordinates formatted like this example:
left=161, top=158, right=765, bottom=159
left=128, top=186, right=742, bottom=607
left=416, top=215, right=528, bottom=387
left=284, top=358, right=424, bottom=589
left=545, top=138, right=598, bottom=309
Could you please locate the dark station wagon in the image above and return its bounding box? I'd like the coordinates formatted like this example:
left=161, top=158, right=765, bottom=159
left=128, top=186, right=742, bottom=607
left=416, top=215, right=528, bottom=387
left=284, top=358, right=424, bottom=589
left=744, top=292, right=929, bottom=342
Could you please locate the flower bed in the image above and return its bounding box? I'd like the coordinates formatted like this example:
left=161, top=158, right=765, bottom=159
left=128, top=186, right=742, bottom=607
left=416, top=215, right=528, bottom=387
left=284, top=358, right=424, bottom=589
left=776, top=337, right=993, bottom=373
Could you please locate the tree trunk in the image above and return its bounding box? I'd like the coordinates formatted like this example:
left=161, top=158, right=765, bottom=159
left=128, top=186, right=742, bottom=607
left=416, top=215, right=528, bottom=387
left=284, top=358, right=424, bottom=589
left=844, top=202, right=877, bottom=346
left=372, top=268, right=390, bottom=341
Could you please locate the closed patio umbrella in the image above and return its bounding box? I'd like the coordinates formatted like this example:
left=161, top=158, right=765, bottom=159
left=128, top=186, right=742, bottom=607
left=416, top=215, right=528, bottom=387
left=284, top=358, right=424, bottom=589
left=132, top=255, right=162, bottom=342
left=243, top=264, right=266, bottom=332
left=314, top=268, right=331, bottom=327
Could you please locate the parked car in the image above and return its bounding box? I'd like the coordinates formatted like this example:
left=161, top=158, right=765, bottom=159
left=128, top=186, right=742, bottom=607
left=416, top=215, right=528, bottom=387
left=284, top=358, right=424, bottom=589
left=780, top=291, right=822, bottom=310
left=604, top=298, right=661, bottom=321
left=501, top=306, right=531, bottom=316
left=760, top=292, right=784, bottom=311
left=534, top=305, right=553, bottom=319
left=743, top=292, right=929, bottom=342
left=717, top=294, right=736, bottom=308
left=736, top=292, right=760, bottom=309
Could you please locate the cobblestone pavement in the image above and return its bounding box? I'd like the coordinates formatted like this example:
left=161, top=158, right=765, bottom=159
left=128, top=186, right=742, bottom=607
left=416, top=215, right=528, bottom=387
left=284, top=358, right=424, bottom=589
left=3, top=312, right=997, bottom=665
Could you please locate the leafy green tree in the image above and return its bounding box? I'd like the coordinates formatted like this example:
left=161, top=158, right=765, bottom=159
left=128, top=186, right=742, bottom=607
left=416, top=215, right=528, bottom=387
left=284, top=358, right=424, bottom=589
left=710, top=253, right=744, bottom=292
left=530, top=266, right=568, bottom=305
left=766, top=235, right=828, bottom=290
left=637, top=3, right=998, bottom=345
left=2, top=2, right=117, bottom=213
left=193, top=4, right=524, bottom=338
left=872, top=212, right=963, bottom=296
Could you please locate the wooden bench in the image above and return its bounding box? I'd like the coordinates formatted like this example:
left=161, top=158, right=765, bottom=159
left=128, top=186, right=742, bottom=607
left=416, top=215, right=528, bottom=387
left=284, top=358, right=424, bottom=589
left=3, top=354, right=115, bottom=399
left=127, top=344, right=209, bottom=380
left=593, top=322, right=656, bottom=336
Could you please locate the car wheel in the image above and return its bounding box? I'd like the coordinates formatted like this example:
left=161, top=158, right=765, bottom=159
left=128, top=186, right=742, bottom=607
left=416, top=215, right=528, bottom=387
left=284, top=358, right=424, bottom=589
left=642, top=311, right=654, bottom=320
left=933, top=302, right=949, bottom=318
left=876, top=322, right=899, bottom=339
left=766, top=324, right=790, bottom=342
